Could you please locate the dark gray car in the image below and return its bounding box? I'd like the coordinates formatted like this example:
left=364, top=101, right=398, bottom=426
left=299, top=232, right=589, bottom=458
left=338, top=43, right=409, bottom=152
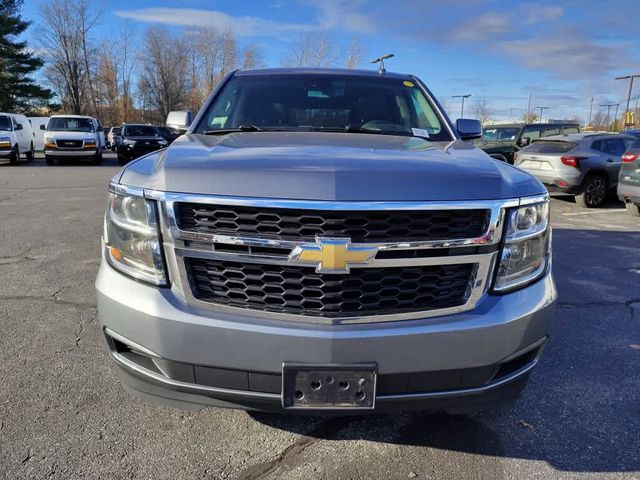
left=515, top=133, right=637, bottom=207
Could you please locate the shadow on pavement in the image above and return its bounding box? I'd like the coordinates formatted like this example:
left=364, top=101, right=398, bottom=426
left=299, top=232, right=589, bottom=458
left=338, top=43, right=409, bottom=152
left=250, top=229, right=640, bottom=474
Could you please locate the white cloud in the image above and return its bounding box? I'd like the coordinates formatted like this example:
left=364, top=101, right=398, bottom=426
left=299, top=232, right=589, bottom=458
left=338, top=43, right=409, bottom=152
left=114, top=3, right=375, bottom=37
left=114, top=8, right=315, bottom=36
left=449, top=12, right=513, bottom=41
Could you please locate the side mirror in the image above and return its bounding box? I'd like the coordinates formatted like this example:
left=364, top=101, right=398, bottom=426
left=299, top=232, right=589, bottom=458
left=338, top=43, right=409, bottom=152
left=456, top=118, right=482, bottom=140
left=166, top=110, right=193, bottom=134
left=15, top=123, right=23, bottom=131
left=40, top=124, right=46, bottom=130
left=518, top=137, right=531, bottom=147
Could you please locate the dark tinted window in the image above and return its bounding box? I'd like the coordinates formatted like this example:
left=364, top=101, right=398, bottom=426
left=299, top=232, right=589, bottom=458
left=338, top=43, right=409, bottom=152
left=605, top=139, right=627, bottom=156
left=0, top=116, right=12, bottom=131
left=198, top=74, right=452, bottom=141
left=123, top=125, right=159, bottom=137
left=523, top=126, right=542, bottom=140
left=525, top=140, right=576, bottom=154
left=542, top=127, right=560, bottom=137
left=48, top=117, right=94, bottom=132
left=482, top=127, right=520, bottom=140
left=562, top=126, right=580, bottom=134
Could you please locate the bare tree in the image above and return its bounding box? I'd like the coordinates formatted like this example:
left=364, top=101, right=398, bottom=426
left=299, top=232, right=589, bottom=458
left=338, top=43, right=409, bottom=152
left=521, top=110, right=538, bottom=123
left=474, top=99, right=490, bottom=125
left=283, top=34, right=340, bottom=67
left=345, top=39, right=364, bottom=69
left=139, top=27, right=190, bottom=121
left=242, top=46, right=265, bottom=69
left=39, top=0, right=91, bottom=114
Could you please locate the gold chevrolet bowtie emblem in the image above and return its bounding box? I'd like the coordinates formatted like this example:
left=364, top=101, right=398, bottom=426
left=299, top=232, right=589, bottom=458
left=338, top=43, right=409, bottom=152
left=288, top=237, right=378, bottom=273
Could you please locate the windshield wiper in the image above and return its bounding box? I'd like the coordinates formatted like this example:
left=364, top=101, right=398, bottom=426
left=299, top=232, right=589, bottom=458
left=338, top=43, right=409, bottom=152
left=314, top=125, right=414, bottom=137
left=202, top=124, right=263, bottom=135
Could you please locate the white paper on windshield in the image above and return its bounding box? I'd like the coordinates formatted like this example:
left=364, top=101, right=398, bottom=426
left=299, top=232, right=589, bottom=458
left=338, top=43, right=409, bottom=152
left=412, top=128, right=430, bottom=138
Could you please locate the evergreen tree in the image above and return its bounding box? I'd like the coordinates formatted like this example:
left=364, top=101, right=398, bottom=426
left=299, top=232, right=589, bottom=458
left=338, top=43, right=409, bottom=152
left=0, top=0, right=53, bottom=112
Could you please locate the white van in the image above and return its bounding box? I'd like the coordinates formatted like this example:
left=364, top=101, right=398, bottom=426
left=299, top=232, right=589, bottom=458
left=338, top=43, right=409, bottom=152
left=44, top=115, right=103, bottom=165
left=0, top=112, right=35, bottom=164
left=28, top=116, right=50, bottom=151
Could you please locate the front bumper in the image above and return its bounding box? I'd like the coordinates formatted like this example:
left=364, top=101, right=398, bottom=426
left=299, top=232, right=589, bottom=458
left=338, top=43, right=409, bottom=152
left=96, top=257, right=556, bottom=413
left=618, top=181, right=640, bottom=204
left=120, top=145, right=164, bottom=159
left=44, top=149, right=98, bottom=158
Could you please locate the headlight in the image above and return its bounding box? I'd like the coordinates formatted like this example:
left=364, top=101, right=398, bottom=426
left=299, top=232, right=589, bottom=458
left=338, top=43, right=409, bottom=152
left=493, top=199, right=550, bottom=292
left=104, top=184, right=168, bottom=285
left=0, top=136, right=11, bottom=148
left=44, top=136, right=56, bottom=149
left=123, top=139, right=136, bottom=146
left=159, top=139, right=167, bottom=146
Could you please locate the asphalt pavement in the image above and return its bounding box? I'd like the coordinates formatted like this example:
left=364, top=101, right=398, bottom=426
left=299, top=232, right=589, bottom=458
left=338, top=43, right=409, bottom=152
left=1, top=153, right=639, bottom=480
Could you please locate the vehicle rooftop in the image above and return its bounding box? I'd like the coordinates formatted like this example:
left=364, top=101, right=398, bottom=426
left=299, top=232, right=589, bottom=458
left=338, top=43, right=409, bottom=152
left=538, top=132, right=634, bottom=141
left=50, top=114, right=93, bottom=118
left=485, top=122, right=579, bottom=128
left=235, top=67, right=414, bottom=80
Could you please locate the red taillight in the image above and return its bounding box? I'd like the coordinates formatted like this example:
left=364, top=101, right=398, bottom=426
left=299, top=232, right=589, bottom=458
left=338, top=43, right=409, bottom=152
left=622, top=153, right=639, bottom=163
left=561, top=156, right=585, bottom=167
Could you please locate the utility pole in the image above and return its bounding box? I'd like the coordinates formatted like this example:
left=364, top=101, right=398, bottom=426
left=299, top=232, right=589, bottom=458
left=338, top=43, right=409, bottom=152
left=600, top=103, right=616, bottom=131
left=613, top=103, right=621, bottom=131
left=587, top=97, right=594, bottom=129
left=527, top=94, right=532, bottom=118
left=615, top=74, right=640, bottom=129
left=452, top=94, right=471, bottom=118
left=535, top=106, right=549, bottom=123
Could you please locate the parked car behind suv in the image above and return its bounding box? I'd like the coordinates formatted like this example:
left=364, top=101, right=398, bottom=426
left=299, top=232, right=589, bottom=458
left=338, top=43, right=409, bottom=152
left=515, top=133, right=636, bottom=207
left=0, top=112, right=35, bottom=164
left=44, top=115, right=104, bottom=165
left=107, top=126, right=121, bottom=150
left=96, top=67, right=556, bottom=414
left=618, top=142, right=640, bottom=216
left=116, top=124, right=167, bottom=164
left=478, top=123, right=580, bottom=164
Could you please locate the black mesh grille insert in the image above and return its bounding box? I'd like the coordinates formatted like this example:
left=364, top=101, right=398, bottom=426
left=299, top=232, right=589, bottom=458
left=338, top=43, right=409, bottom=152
left=175, top=204, right=489, bottom=243
left=186, top=258, right=473, bottom=318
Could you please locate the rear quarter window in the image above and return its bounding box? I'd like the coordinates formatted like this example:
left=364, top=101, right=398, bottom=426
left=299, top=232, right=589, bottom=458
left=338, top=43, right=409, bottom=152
left=525, top=141, right=576, bottom=154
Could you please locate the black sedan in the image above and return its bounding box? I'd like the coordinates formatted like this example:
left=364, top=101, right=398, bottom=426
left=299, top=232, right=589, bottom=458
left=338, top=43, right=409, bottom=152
left=116, top=124, right=168, bottom=164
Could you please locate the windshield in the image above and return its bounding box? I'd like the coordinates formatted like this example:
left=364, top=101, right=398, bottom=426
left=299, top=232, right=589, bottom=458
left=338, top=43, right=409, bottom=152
left=197, top=74, right=452, bottom=141
left=0, top=116, right=12, bottom=131
left=48, top=117, right=94, bottom=132
left=482, top=127, right=520, bottom=141
left=111, top=127, right=120, bottom=134
left=123, top=125, right=158, bottom=137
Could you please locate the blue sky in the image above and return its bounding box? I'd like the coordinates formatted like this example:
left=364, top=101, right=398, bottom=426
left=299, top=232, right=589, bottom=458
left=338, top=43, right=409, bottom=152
left=21, top=0, right=640, bottom=122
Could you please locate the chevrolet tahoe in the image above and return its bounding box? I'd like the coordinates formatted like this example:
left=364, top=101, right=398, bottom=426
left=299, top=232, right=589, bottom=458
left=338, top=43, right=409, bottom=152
left=96, top=68, right=556, bottom=413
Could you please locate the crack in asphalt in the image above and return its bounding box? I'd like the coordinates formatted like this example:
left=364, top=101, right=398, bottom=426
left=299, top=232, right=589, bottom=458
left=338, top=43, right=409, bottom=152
left=236, top=417, right=354, bottom=480
left=558, top=299, right=640, bottom=333
left=75, top=308, right=97, bottom=347
left=0, top=291, right=96, bottom=310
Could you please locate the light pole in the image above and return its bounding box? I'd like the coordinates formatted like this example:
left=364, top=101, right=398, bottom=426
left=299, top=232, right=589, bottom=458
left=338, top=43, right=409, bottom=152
left=452, top=94, right=471, bottom=118
left=535, top=106, right=549, bottom=123
left=613, top=103, right=621, bottom=131
left=600, top=103, right=616, bottom=131
left=615, top=74, right=640, bottom=129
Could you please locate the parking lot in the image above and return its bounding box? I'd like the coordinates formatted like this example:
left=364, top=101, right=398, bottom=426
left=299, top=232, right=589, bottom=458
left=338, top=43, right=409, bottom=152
left=0, top=153, right=639, bottom=480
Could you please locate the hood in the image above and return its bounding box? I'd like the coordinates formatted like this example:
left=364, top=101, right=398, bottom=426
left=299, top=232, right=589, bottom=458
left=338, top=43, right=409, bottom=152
left=118, top=132, right=544, bottom=201
left=126, top=136, right=164, bottom=142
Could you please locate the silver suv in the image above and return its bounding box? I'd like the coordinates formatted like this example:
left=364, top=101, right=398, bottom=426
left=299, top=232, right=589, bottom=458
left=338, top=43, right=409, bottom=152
left=95, top=68, right=556, bottom=414
left=515, top=133, right=637, bottom=207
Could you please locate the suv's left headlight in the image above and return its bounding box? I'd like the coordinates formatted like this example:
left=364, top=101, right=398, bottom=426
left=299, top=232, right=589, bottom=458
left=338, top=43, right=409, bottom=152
left=104, top=184, right=168, bottom=286
left=493, top=199, right=550, bottom=292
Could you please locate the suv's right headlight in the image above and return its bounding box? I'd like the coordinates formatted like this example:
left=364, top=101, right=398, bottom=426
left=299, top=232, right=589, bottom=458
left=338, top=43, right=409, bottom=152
left=493, top=199, right=550, bottom=292
left=104, top=184, right=168, bottom=286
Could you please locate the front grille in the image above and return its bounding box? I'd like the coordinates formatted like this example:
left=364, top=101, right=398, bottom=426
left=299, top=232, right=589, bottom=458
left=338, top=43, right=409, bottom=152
left=56, top=139, right=83, bottom=149
left=175, top=203, right=489, bottom=242
left=186, top=258, right=473, bottom=318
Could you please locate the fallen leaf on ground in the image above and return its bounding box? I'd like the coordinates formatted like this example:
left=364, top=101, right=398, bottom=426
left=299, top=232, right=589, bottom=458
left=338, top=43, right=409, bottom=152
left=518, top=420, right=534, bottom=429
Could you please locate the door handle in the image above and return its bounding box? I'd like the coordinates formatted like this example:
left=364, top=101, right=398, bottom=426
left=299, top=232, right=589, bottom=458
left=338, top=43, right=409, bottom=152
left=606, top=158, right=614, bottom=163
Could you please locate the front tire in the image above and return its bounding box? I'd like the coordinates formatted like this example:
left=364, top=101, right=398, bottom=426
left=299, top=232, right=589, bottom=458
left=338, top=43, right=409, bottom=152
left=45, top=155, right=55, bottom=166
left=626, top=202, right=640, bottom=217
left=117, top=151, right=128, bottom=165
left=25, top=142, right=34, bottom=161
left=9, top=145, right=19, bottom=164
left=92, top=150, right=103, bottom=165
left=575, top=174, right=608, bottom=208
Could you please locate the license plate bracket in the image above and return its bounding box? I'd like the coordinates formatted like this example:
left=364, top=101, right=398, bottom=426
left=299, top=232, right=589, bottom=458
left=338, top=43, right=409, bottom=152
left=282, top=363, right=377, bottom=410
